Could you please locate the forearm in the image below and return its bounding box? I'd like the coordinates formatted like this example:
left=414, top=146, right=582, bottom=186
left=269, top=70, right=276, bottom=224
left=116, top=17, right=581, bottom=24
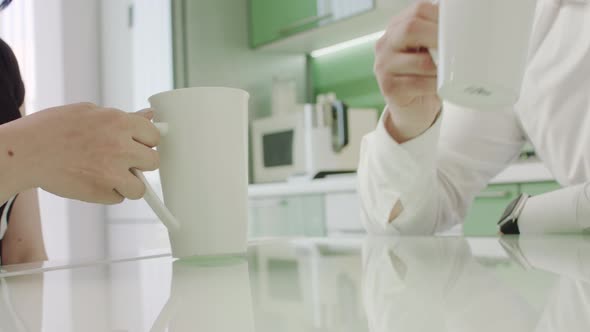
left=1, top=188, right=47, bottom=264
left=0, top=117, right=37, bottom=204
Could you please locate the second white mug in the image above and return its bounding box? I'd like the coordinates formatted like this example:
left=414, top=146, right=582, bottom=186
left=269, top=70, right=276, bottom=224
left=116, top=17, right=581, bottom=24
left=433, top=0, right=538, bottom=109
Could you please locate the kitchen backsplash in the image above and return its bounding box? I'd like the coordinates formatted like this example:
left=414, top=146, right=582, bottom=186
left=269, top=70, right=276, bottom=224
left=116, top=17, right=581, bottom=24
left=310, top=40, right=385, bottom=113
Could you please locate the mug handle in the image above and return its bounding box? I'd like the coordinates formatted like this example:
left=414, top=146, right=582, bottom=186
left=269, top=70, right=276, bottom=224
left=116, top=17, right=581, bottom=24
left=429, top=49, right=438, bottom=67
left=131, top=122, right=181, bottom=232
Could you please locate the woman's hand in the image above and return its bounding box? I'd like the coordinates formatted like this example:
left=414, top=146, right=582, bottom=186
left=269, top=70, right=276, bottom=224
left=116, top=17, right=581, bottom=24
left=7, top=102, right=160, bottom=204
left=374, top=2, right=441, bottom=143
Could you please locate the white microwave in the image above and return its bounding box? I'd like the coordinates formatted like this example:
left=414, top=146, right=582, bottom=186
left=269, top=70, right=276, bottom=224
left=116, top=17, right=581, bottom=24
left=251, top=102, right=378, bottom=183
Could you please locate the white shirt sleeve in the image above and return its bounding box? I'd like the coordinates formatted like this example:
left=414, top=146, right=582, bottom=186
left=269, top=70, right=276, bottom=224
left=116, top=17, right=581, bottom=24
left=358, top=103, right=526, bottom=235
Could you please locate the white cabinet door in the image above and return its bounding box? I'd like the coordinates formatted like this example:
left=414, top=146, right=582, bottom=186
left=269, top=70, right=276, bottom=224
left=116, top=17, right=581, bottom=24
left=101, top=0, right=173, bottom=112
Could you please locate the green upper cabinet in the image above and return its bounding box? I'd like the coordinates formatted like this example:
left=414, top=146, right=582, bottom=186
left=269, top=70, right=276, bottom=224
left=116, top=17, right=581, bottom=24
left=520, top=181, right=561, bottom=196
left=249, top=0, right=319, bottom=48
left=464, top=181, right=560, bottom=236
left=249, top=0, right=378, bottom=50
left=311, top=40, right=385, bottom=111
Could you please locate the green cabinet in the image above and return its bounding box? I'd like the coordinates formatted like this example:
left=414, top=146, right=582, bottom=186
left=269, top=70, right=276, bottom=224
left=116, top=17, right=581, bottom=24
left=520, top=181, right=561, bottom=196
left=249, top=0, right=320, bottom=48
left=464, top=181, right=561, bottom=236
left=248, top=195, right=326, bottom=238
left=464, top=184, right=519, bottom=236
left=248, top=0, right=376, bottom=49
left=311, top=40, right=385, bottom=111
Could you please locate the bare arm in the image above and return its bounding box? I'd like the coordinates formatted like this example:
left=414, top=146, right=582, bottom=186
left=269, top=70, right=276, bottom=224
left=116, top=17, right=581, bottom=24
left=1, top=188, right=47, bottom=264
left=1, top=106, right=47, bottom=264
left=0, top=103, right=160, bottom=264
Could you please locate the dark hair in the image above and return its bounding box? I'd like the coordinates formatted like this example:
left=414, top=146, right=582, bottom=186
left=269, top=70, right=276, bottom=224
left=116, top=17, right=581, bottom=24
left=0, top=0, right=12, bottom=10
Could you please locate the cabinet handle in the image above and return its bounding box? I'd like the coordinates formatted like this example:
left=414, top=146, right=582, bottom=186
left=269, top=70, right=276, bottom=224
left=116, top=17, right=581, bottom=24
left=250, top=199, right=289, bottom=208
left=279, top=13, right=334, bottom=35
left=128, top=4, right=134, bottom=28
left=476, top=191, right=512, bottom=199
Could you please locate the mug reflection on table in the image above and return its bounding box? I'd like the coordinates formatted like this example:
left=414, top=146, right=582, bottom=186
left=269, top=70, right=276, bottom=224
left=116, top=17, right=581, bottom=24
left=0, top=274, right=44, bottom=332
left=150, top=257, right=254, bottom=332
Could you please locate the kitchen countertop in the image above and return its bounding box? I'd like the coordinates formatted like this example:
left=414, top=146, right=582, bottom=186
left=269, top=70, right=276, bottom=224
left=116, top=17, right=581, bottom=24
left=249, top=161, right=554, bottom=198
left=1, top=235, right=589, bottom=331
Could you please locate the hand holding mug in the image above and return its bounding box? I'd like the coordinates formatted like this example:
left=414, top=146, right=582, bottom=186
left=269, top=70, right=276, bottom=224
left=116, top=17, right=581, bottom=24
left=374, top=2, right=441, bottom=143
left=14, top=103, right=160, bottom=204
left=376, top=0, right=538, bottom=143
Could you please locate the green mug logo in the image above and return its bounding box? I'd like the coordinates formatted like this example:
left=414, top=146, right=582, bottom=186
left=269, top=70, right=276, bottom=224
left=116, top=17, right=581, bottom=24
left=465, top=86, right=492, bottom=97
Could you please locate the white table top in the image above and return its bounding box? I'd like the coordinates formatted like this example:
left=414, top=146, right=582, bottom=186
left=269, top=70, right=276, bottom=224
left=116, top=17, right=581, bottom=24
left=0, top=235, right=588, bottom=332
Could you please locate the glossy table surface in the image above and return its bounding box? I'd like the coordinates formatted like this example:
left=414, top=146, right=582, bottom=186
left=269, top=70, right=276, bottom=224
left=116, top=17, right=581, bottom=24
left=1, top=235, right=589, bottom=331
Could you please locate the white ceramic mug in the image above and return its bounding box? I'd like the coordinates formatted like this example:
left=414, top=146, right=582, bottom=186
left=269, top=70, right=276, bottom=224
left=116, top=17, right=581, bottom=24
left=431, top=0, right=538, bottom=109
left=131, top=87, right=250, bottom=258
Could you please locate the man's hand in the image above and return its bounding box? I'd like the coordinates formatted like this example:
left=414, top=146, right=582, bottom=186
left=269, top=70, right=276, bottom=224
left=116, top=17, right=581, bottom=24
left=374, top=2, right=441, bottom=143
left=12, top=103, right=160, bottom=204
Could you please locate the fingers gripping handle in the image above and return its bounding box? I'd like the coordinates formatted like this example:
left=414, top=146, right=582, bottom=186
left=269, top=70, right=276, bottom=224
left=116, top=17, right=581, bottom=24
left=154, top=122, right=169, bottom=135
left=131, top=122, right=180, bottom=231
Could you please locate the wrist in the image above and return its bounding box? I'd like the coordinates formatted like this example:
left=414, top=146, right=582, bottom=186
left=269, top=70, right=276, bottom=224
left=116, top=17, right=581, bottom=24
left=385, top=105, right=441, bottom=143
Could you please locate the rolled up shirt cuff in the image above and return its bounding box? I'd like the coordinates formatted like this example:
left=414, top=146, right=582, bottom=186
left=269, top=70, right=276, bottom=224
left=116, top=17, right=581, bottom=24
left=374, top=109, right=443, bottom=169
left=360, top=109, right=443, bottom=233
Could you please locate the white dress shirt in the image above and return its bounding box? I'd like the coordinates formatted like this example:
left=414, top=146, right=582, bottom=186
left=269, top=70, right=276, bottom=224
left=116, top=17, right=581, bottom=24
left=358, top=0, right=590, bottom=234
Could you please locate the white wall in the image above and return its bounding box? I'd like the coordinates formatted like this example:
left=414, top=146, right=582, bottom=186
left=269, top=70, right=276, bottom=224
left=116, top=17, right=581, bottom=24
left=31, top=0, right=106, bottom=263
left=101, top=0, right=134, bottom=112
left=62, top=0, right=102, bottom=104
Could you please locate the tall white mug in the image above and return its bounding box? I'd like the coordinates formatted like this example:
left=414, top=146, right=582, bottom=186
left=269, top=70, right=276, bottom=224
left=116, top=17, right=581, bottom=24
left=431, top=0, right=538, bottom=109
left=132, top=87, right=250, bottom=258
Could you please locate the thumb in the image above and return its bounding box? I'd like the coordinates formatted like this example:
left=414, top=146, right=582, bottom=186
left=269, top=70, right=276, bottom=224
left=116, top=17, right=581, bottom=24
left=135, top=108, right=155, bottom=120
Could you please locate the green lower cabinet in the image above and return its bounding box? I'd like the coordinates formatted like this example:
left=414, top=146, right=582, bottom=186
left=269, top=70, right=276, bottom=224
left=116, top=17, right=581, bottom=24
left=520, top=181, right=561, bottom=196
left=248, top=194, right=326, bottom=238
left=464, top=181, right=561, bottom=236
left=464, top=184, right=519, bottom=236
